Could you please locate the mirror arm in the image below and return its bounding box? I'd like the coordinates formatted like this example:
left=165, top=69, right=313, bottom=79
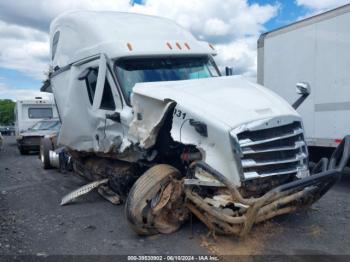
left=225, top=67, right=233, bottom=76
left=293, top=82, right=311, bottom=110
left=292, top=93, right=310, bottom=110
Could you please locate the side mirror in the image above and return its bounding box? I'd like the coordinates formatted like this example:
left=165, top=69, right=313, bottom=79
left=78, top=67, right=93, bottom=80
left=225, top=67, right=233, bottom=76
left=292, top=82, right=311, bottom=110
left=296, top=82, right=311, bottom=95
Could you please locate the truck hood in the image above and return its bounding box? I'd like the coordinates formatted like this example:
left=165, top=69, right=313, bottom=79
left=132, top=76, right=299, bottom=129
left=21, top=130, right=57, bottom=137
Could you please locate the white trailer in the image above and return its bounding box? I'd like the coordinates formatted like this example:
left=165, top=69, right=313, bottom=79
left=257, top=4, right=350, bottom=154
left=14, top=95, right=58, bottom=136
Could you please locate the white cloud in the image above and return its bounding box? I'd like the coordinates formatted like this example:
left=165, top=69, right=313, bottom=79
left=0, top=0, right=131, bottom=31
left=0, top=83, right=50, bottom=101
left=131, top=0, right=277, bottom=42
left=0, top=0, right=131, bottom=81
left=130, top=0, right=277, bottom=77
left=0, top=0, right=278, bottom=99
left=0, top=21, right=49, bottom=80
left=295, top=0, right=349, bottom=26
left=216, top=37, right=258, bottom=77
left=296, top=0, right=349, bottom=11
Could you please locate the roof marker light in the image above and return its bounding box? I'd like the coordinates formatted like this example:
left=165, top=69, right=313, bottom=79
left=176, top=42, right=182, bottom=50
left=184, top=43, right=190, bottom=50
left=166, top=42, right=173, bottom=50
left=209, top=43, right=215, bottom=50
left=335, top=138, right=342, bottom=144
left=127, top=43, right=133, bottom=51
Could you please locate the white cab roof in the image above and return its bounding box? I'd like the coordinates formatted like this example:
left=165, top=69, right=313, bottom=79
left=16, top=97, right=54, bottom=105
left=50, top=11, right=216, bottom=68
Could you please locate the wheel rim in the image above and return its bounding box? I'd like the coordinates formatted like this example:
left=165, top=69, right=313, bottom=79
left=40, top=149, right=44, bottom=163
left=126, top=165, right=188, bottom=235
left=151, top=180, right=187, bottom=234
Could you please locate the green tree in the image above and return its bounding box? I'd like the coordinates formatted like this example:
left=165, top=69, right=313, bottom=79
left=0, top=99, right=15, bottom=125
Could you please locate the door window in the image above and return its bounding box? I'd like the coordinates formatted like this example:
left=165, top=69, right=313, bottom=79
left=85, top=68, right=99, bottom=105
left=100, top=80, right=116, bottom=111
left=52, top=31, right=60, bottom=60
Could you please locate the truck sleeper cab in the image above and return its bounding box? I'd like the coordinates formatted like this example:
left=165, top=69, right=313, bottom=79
left=43, top=11, right=349, bottom=237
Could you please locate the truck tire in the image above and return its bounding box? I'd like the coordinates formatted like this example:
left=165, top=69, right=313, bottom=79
left=125, top=164, right=184, bottom=236
left=40, top=137, right=53, bottom=169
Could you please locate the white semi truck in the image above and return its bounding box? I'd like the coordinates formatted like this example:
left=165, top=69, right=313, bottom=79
left=257, top=3, right=350, bottom=160
left=42, top=11, right=350, bottom=237
left=14, top=95, right=58, bottom=154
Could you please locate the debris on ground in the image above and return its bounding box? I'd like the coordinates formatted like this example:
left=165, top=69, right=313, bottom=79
left=200, top=221, right=283, bottom=256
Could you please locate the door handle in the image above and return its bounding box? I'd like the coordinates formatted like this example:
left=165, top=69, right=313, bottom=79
left=106, top=112, right=121, bottom=122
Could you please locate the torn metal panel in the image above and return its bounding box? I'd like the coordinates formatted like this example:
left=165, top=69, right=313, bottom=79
left=60, top=178, right=108, bottom=205
left=169, top=103, right=244, bottom=187
left=128, top=94, right=176, bottom=149
left=98, top=185, right=121, bottom=205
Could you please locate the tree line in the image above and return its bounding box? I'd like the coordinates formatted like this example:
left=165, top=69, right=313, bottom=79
left=0, top=99, right=15, bottom=125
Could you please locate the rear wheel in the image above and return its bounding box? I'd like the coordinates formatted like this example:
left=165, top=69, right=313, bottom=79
left=40, top=137, right=53, bottom=169
left=19, top=145, right=28, bottom=155
left=125, top=164, right=187, bottom=235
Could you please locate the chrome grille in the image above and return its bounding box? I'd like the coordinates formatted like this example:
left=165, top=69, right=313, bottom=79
left=236, top=121, right=308, bottom=180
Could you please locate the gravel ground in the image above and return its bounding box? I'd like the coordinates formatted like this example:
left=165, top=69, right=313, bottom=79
left=1, top=136, right=350, bottom=257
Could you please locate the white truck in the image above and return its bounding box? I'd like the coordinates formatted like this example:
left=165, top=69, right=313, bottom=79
left=15, top=95, right=58, bottom=154
left=257, top=3, right=350, bottom=161
left=42, top=11, right=350, bottom=237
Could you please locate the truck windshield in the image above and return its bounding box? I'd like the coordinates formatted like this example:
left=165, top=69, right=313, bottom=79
left=28, top=108, right=53, bottom=119
left=30, top=120, right=60, bottom=131
left=115, top=56, right=219, bottom=102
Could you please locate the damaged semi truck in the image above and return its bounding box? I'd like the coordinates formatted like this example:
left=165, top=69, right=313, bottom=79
left=42, top=11, right=350, bottom=237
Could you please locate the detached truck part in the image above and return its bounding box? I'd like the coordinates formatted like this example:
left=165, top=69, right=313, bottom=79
left=42, top=11, right=349, bottom=237
left=257, top=3, right=350, bottom=160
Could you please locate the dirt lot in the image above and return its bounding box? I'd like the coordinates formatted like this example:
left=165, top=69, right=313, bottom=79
left=1, top=136, right=350, bottom=257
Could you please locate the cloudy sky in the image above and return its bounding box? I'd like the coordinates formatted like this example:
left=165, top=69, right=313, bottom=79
left=0, top=0, right=349, bottom=100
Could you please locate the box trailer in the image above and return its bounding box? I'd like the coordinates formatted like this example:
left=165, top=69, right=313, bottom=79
left=257, top=3, right=350, bottom=157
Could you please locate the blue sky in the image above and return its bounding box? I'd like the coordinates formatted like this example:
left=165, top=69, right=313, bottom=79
left=250, top=0, right=309, bottom=29
left=0, top=0, right=347, bottom=100
left=0, top=68, right=41, bottom=91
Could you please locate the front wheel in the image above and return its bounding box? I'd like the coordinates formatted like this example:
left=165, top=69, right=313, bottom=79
left=125, top=164, right=187, bottom=235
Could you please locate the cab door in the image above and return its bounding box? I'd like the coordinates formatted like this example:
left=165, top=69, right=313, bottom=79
left=59, top=54, right=126, bottom=153
left=91, top=55, right=125, bottom=152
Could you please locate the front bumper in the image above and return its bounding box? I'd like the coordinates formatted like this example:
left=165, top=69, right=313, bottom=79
left=17, top=136, right=42, bottom=150
left=185, top=136, right=350, bottom=237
